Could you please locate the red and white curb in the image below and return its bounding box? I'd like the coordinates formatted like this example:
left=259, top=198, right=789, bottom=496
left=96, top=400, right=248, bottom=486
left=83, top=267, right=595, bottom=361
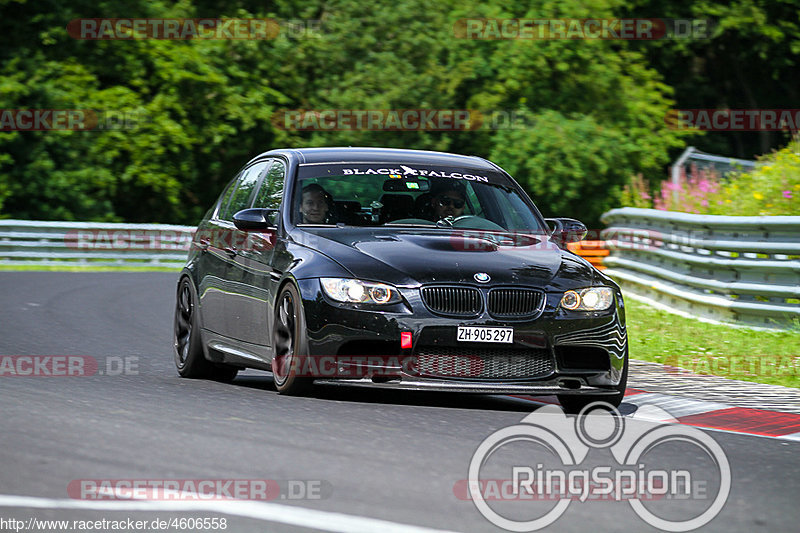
left=507, top=389, right=800, bottom=441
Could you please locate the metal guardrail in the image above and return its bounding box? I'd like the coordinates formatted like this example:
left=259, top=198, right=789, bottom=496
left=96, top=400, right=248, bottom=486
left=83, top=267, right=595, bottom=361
left=600, top=208, right=800, bottom=329
left=671, top=146, right=756, bottom=186
left=0, top=220, right=194, bottom=268
left=3, top=215, right=798, bottom=329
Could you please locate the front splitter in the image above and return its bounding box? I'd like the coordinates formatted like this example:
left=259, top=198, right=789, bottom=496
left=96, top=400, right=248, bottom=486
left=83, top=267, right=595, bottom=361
left=313, top=377, right=617, bottom=395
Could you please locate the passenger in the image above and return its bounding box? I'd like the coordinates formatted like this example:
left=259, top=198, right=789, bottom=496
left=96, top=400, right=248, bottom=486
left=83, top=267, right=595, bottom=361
left=429, top=181, right=467, bottom=220
left=299, top=183, right=334, bottom=224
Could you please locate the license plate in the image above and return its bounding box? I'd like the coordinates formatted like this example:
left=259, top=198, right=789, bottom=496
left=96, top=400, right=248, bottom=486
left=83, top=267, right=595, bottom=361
left=457, top=326, right=513, bottom=343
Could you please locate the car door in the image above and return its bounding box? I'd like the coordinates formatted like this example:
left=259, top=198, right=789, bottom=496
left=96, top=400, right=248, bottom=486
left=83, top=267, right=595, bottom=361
left=197, top=175, right=239, bottom=335
left=206, top=160, right=270, bottom=340
left=227, top=159, right=287, bottom=348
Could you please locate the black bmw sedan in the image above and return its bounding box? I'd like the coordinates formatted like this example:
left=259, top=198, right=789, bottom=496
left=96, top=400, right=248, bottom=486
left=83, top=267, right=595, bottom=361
left=173, top=147, right=628, bottom=411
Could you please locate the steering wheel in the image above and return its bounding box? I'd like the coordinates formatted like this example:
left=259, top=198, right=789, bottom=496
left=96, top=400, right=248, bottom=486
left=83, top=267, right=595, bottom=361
left=437, top=215, right=505, bottom=231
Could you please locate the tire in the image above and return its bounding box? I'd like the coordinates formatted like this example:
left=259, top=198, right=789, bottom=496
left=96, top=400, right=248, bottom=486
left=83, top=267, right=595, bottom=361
left=173, top=277, right=212, bottom=378
left=271, top=283, right=314, bottom=395
left=174, top=277, right=240, bottom=382
left=558, top=351, right=628, bottom=414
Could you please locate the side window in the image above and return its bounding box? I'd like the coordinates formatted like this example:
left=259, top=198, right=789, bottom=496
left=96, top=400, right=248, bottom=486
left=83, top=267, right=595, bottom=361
left=487, top=187, right=538, bottom=231
left=254, top=160, right=286, bottom=210
left=214, top=176, right=239, bottom=219
left=219, top=161, right=270, bottom=221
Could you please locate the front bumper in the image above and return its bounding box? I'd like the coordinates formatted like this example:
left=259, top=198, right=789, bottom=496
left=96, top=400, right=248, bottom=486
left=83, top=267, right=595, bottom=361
left=296, top=278, right=627, bottom=393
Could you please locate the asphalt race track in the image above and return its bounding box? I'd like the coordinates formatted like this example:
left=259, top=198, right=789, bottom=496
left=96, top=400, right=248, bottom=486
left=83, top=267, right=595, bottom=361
left=0, top=272, right=798, bottom=532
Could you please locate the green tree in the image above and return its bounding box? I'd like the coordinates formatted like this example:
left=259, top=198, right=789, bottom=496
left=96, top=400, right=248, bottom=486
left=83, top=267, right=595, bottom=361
left=621, top=0, right=800, bottom=158
left=0, top=0, right=687, bottom=227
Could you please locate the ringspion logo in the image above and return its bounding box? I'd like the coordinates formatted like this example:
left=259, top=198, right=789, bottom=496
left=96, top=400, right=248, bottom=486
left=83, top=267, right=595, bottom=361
left=463, top=403, right=730, bottom=531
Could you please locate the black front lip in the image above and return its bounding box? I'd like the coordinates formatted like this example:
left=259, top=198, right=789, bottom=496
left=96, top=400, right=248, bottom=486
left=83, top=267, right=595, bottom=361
left=313, top=376, right=619, bottom=394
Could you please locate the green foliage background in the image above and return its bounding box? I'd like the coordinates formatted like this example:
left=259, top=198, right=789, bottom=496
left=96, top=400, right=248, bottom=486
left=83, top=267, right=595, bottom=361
left=0, top=0, right=797, bottom=225
left=622, top=137, right=800, bottom=215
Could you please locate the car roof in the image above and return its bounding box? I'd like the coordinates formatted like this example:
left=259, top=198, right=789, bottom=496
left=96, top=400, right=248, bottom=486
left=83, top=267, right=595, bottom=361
left=254, top=147, right=501, bottom=171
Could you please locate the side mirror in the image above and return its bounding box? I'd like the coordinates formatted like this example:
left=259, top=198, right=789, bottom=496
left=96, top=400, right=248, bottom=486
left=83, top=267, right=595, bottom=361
left=233, top=208, right=279, bottom=231
left=544, top=217, right=588, bottom=248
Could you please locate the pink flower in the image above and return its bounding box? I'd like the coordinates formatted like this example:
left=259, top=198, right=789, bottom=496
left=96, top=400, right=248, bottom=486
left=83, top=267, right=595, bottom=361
left=783, top=190, right=793, bottom=199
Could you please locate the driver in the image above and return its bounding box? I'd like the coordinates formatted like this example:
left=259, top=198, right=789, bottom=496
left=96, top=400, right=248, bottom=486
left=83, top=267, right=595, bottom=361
left=300, top=183, right=334, bottom=224
left=429, top=181, right=467, bottom=220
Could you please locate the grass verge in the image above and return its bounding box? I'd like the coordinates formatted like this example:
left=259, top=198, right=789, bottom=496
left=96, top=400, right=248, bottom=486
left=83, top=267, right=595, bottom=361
left=626, top=299, right=800, bottom=389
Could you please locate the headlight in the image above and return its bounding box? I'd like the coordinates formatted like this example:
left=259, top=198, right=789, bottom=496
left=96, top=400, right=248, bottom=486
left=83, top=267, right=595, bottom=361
left=320, top=278, right=402, bottom=305
left=560, top=287, right=614, bottom=311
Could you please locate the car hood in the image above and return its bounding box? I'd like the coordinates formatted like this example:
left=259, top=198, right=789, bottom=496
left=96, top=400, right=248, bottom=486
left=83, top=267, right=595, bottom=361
left=296, top=228, right=596, bottom=290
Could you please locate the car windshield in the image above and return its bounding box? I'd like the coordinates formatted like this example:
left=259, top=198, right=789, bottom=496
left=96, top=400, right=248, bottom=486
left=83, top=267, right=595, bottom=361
left=293, top=163, right=547, bottom=234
